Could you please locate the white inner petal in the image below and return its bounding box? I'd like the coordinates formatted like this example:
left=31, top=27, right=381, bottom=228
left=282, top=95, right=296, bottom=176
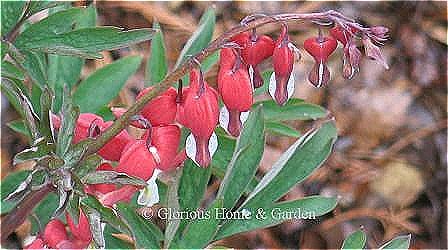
left=318, top=62, right=324, bottom=88
left=137, top=169, right=161, bottom=207
left=185, top=133, right=198, bottom=165
left=248, top=65, right=254, bottom=88
left=219, top=106, right=230, bottom=134
left=287, top=66, right=295, bottom=100
left=268, top=72, right=277, bottom=101
left=240, top=111, right=250, bottom=125
left=208, top=132, right=218, bottom=158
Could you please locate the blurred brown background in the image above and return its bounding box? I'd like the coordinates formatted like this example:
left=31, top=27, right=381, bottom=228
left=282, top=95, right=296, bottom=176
left=1, top=1, right=446, bottom=249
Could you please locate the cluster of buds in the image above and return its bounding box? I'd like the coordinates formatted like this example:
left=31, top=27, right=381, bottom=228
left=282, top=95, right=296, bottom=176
left=25, top=209, right=92, bottom=249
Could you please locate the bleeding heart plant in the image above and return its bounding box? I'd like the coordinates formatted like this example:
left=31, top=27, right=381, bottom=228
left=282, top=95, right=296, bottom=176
left=1, top=3, right=401, bottom=250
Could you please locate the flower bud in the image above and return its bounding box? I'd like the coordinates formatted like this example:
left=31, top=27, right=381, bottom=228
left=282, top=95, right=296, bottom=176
left=142, top=124, right=182, bottom=171
left=362, top=35, right=389, bottom=69
left=137, top=86, right=178, bottom=126
left=270, top=24, right=296, bottom=106
left=43, top=219, right=69, bottom=249
left=178, top=68, right=219, bottom=167
left=304, top=36, right=337, bottom=87
left=342, top=40, right=362, bottom=79
left=218, top=48, right=253, bottom=137
left=236, top=31, right=275, bottom=88
left=65, top=209, right=92, bottom=245
left=116, top=139, right=157, bottom=181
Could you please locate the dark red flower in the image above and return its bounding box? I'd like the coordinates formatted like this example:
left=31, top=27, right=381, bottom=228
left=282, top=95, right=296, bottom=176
left=116, top=139, right=157, bottom=181
left=218, top=48, right=253, bottom=137
left=270, top=24, right=296, bottom=106
left=231, top=30, right=275, bottom=88
left=177, top=68, right=219, bottom=167
left=304, top=35, right=337, bottom=87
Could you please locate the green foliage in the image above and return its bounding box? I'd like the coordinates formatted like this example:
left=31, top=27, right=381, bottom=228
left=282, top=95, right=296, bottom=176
left=342, top=230, right=367, bottom=250
left=146, top=21, right=168, bottom=87
left=72, top=56, right=142, bottom=113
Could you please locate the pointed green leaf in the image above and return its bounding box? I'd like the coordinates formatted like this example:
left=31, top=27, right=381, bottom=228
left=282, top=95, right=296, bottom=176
left=17, top=27, right=154, bottom=58
left=1, top=1, right=26, bottom=36
left=178, top=198, right=223, bottom=248
left=0, top=170, right=31, bottom=214
left=243, top=120, right=337, bottom=208
left=1, top=61, right=25, bottom=80
left=174, top=7, right=215, bottom=69
left=255, top=98, right=327, bottom=122
left=215, top=196, right=337, bottom=240
left=146, top=21, right=167, bottom=87
left=103, top=224, right=135, bottom=249
left=81, top=194, right=130, bottom=234
left=216, top=105, right=264, bottom=209
left=56, top=89, right=79, bottom=157
left=73, top=56, right=142, bottom=113
left=342, top=230, right=367, bottom=250
left=83, top=171, right=146, bottom=187
left=7, top=120, right=31, bottom=138
left=266, top=121, right=301, bottom=138
left=116, top=203, right=162, bottom=249
left=379, top=235, right=411, bottom=249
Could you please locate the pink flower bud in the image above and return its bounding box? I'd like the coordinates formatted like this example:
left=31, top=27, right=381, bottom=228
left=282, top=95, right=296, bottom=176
left=65, top=209, right=92, bottom=245
left=304, top=36, right=337, bottom=87
left=136, top=86, right=178, bottom=126
left=24, top=237, right=45, bottom=249
left=178, top=68, right=219, bottom=167
left=369, top=26, right=389, bottom=40
left=43, top=219, right=69, bottom=249
left=97, top=121, right=131, bottom=161
left=218, top=48, right=253, bottom=137
left=362, top=35, right=389, bottom=69
left=116, top=139, right=157, bottom=181
left=142, top=124, right=182, bottom=171
left=342, top=40, right=362, bottom=79
left=270, top=24, right=295, bottom=105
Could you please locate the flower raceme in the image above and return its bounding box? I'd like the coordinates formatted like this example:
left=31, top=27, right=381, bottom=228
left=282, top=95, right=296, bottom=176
left=177, top=68, right=219, bottom=168
left=218, top=48, right=253, bottom=137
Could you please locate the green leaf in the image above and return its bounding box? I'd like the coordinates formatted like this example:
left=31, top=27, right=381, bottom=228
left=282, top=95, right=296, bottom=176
left=20, top=51, right=48, bottom=89
left=31, top=192, right=59, bottom=233
left=178, top=198, right=223, bottom=248
left=83, top=171, right=146, bottom=187
left=1, top=61, right=25, bottom=80
left=254, top=70, right=273, bottom=97
left=215, top=196, right=337, bottom=240
left=39, top=87, right=55, bottom=142
left=216, top=105, right=264, bottom=209
left=379, top=235, right=411, bottom=250
left=243, top=120, right=337, bottom=208
left=266, top=121, right=301, bottom=138
left=81, top=194, right=130, bottom=234
left=145, top=21, right=167, bottom=87
left=104, top=224, right=135, bottom=249
left=13, top=140, right=53, bottom=165
left=47, top=7, right=97, bottom=112
left=164, top=169, right=182, bottom=248
left=17, top=26, right=154, bottom=59
left=342, top=230, right=367, bottom=250
left=7, top=120, right=30, bottom=138
left=56, top=89, right=79, bottom=157
left=74, top=154, right=102, bottom=178
left=178, top=159, right=212, bottom=214
left=28, top=1, right=67, bottom=17
left=255, top=98, right=327, bottom=122
left=175, top=159, right=212, bottom=240
left=174, top=7, right=215, bottom=69
left=116, top=203, right=162, bottom=249
left=1, top=1, right=26, bottom=36
left=210, top=130, right=236, bottom=177
left=73, top=56, right=142, bottom=113
left=0, top=170, right=30, bottom=214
